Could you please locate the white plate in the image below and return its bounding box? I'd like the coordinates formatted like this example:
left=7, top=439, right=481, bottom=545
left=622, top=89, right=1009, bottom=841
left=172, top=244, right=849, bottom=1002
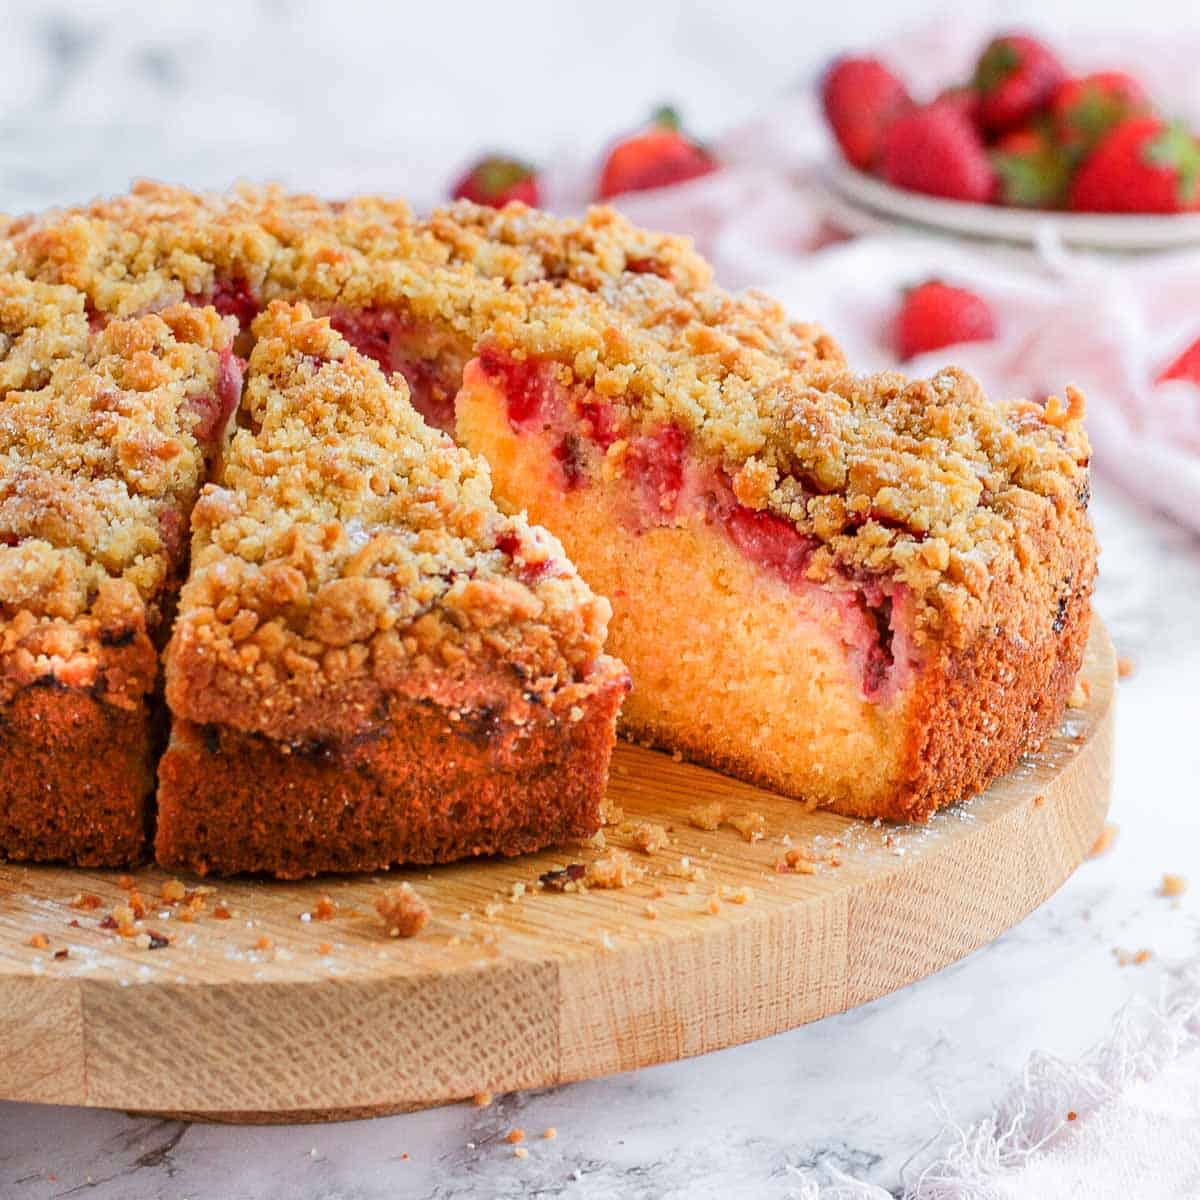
left=826, top=160, right=1200, bottom=252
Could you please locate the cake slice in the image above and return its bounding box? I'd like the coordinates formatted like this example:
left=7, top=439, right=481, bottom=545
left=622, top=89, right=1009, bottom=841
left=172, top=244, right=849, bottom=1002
left=455, top=290, right=1096, bottom=822
left=0, top=281, right=242, bottom=864
left=155, top=302, right=628, bottom=878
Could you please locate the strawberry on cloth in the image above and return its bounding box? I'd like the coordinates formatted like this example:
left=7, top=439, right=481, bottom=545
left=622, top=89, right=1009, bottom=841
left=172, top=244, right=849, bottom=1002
left=894, top=279, right=997, bottom=361
left=597, top=107, right=717, bottom=199
left=451, top=155, right=540, bottom=208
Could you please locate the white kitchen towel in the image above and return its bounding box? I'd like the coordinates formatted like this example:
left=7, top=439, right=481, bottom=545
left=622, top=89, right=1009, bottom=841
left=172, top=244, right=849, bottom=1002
left=790, top=964, right=1200, bottom=1199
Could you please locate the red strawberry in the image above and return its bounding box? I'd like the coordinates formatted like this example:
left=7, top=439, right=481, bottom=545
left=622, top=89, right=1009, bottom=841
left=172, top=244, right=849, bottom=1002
left=972, top=33, right=1067, bottom=134
left=991, top=124, right=1070, bottom=208
left=1051, top=72, right=1150, bottom=154
left=597, top=107, right=717, bottom=200
left=1069, top=117, right=1200, bottom=213
left=934, top=85, right=981, bottom=125
left=451, top=155, right=540, bottom=208
left=821, top=56, right=912, bottom=171
left=894, top=280, right=996, bottom=361
left=881, top=102, right=997, bottom=203
left=1156, top=336, right=1200, bottom=385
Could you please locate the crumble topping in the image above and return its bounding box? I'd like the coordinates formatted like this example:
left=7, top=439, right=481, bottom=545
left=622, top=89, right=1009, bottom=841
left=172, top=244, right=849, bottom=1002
left=166, top=302, right=613, bottom=740
left=1, top=184, right=1092, bottom=649
left=0, top=286, right=237, bottom=704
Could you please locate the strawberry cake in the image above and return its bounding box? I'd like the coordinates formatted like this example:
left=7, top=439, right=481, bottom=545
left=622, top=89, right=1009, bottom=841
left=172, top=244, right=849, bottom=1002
left=155, top=303, right=627, bottom=877
left=0, top=184, right=1096, bottom=871
left=0, top=282, right=241, bottom=864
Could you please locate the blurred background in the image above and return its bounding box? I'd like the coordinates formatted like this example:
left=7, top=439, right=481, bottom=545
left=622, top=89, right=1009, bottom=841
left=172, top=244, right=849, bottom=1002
left=1, top=0, right=1198, bottom=214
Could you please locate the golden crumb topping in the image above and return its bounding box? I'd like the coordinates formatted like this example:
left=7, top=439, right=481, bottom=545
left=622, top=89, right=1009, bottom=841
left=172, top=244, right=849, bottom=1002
left=0, top=287, right=236, bottom=703
left=0, top=298, right=235, bottom=623
left=0, top=181, right=838, bottom=376
left=0, top=184, right=1092, bottom=644
left=165, top=302, right=613, bottom=741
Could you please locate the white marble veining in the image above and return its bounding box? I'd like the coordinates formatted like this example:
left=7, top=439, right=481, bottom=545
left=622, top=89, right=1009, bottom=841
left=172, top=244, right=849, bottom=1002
left=1, top=3, right=1199, bottom=1196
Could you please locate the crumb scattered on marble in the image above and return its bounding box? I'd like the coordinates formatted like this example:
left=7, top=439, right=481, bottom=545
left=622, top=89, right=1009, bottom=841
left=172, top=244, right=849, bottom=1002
left=1117, top=657, right=1136, bottom=679
left=375, top=883, right=430, bottom=938
left=514, top=1146, right=529, bottom=1160
left=506, top=1128, right=525, bottom=1144
left=543, top=1127, right=557, bottom=1140
left=473, top=1091, right=493, bottom=1108
left=1160, top=873, right=1187, bottom=898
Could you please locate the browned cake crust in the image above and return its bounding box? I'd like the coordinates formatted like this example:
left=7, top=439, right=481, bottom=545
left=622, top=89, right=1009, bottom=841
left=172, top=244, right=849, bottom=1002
left=155, top=303, right=628, bottom=876
left=0, top=685, right=152, bottom=865
left=156, top=671, right=627, bottom=878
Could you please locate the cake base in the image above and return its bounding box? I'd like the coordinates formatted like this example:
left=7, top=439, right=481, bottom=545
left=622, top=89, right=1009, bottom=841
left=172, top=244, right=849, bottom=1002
left=0, top=688, right=152, bottom=867
left=155, top=672, right=629, bottom=878
left=0, top=622, right=1114, bottom=1121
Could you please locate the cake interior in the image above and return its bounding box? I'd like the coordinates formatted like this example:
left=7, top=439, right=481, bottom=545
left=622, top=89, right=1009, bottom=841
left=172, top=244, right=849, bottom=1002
left=455, top=353, right=924, bottom=813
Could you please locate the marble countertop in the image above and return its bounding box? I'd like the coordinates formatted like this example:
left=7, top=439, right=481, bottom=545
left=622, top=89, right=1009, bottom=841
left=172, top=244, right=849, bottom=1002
left=1, top=3, right=1198, bottom=1196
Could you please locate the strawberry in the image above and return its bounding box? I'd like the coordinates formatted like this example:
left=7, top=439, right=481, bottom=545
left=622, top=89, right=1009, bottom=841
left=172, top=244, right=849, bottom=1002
left=1156, top=336, right=1200, bottom=385
left=1069, top=117, right=1200, bottom=213
left=821, top=56, right=912, bottom=171
left=934, top=85, right=981, bottom=125
left=880, top=102, right=997, bottom=203
left=991, top=124, right=1071, bottom=208
left=597, top=107, right=717, bottom=200
left=451, top=155, right=540, bottom=208
left=1051, top=72, right=1150, bottom=154
left=894, top=280, right=996, bottom=361
left=972, top=33, right=1067, bottom=134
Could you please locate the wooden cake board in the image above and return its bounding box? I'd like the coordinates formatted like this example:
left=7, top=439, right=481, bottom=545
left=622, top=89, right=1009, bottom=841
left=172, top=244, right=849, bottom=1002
left=0, top=623, right=1115, bottom=1124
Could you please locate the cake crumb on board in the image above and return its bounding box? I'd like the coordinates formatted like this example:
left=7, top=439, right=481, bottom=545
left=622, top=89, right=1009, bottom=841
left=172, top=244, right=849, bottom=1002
left=375, top=883, right=430, bottom=938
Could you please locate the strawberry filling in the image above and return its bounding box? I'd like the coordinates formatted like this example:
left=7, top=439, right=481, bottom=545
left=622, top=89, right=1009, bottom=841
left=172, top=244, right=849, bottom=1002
left=330, top=308, right=461, bottom=430
left=626, top=424, right=688, bottom=519
left=187, top=348, right=245, bottom=463
left=476, top=350, right=917, bottom=699
left=208, top=278, right=260, bottom=330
